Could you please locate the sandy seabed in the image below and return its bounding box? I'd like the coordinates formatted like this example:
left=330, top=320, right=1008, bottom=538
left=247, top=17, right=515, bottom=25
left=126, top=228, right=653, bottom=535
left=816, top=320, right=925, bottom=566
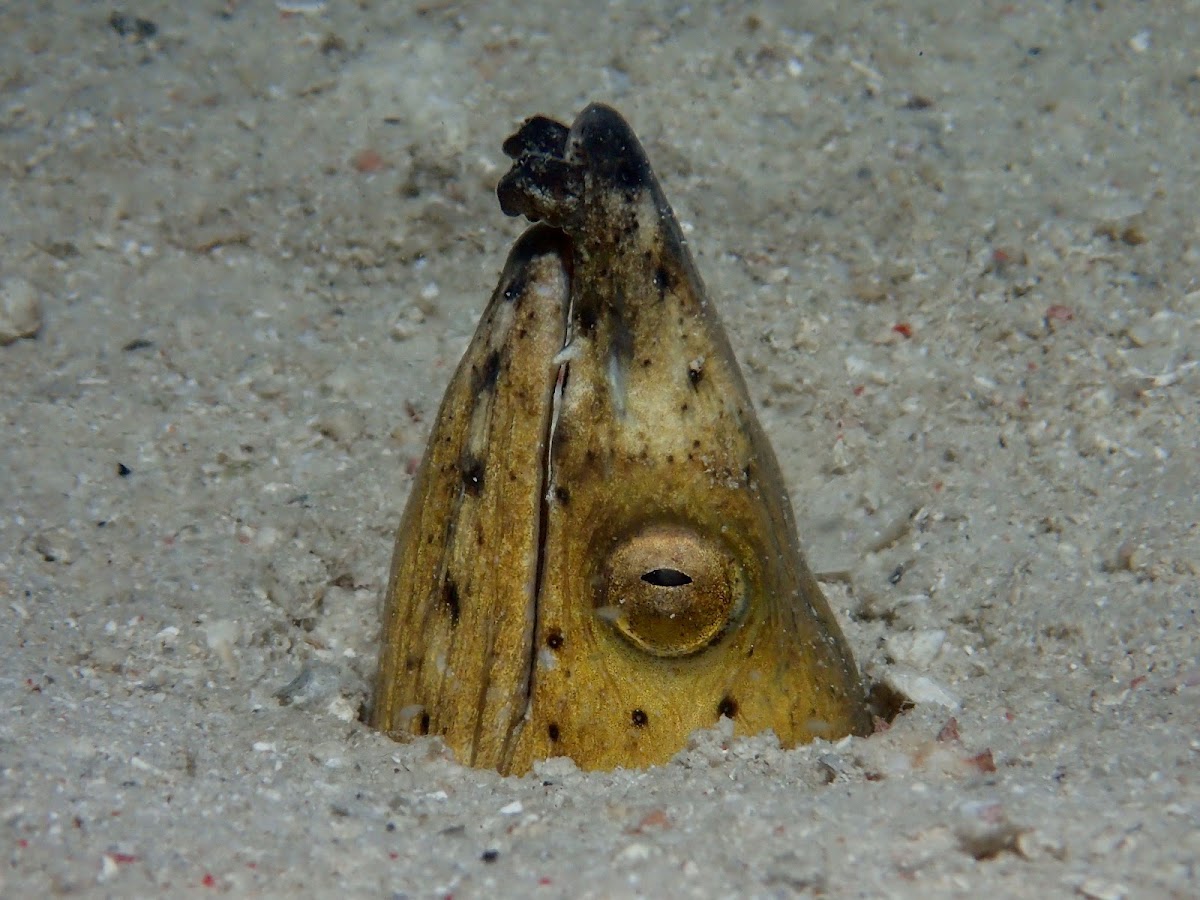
left=2, top=2, right=1197, bottom=897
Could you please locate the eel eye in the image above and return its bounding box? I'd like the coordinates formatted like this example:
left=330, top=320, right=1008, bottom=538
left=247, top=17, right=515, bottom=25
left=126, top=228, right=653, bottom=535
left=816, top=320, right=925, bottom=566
left=597, top=525, right=746, bottom=657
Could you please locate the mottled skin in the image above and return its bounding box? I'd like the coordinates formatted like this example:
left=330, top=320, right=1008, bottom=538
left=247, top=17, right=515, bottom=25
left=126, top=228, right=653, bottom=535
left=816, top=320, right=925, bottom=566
left=372, top=105, right=871, bottom=774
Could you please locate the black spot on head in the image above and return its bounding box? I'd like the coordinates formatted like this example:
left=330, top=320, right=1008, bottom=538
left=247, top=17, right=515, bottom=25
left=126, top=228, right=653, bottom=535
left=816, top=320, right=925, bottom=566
left=631, top=708, right=649, bottom=728
left=554, top=485, right=570, bottom=505
left=481, top=849, right=500, bottom=863
left=578, top=304, right=598, bottom=335
left=653, top=265, right=674, bottom=297
left=547, top=723, right=560, bottom=742
left=441, top=576, right=461, bottom=624
left=503, top=271, right=527, bottom=303
left=718, top=696, right=738, bottom=719
left=473, top=350, right=502, bottom=395
left=546, top=628, right=564, bottom=650
left=461, top=456, right=485, bottom=495
left=554, top=421, right=574, bottom=451
left=418, top=712, right=431, bottom=735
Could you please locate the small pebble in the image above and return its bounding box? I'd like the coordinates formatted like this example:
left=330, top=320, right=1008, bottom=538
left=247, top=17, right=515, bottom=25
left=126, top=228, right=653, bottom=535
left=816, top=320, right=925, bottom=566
left=391, top=306, right=426, bottom=341
left=615, top=842, right=653, bottom=862
left=205, top=619, right=241, bottom=676
left=30, top=526, right=79, bottom=564
left=0, top=277, right=42, bottom=345
left=273, top=663, right=344, bottom=708
left=314, top=407, right=365, bottom=445
left=1077, top=877, right=1129, bottom=900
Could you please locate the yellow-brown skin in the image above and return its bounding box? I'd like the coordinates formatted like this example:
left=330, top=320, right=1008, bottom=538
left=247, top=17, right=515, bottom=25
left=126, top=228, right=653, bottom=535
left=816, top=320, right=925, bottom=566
left=372, top=105, right=872, bottom=775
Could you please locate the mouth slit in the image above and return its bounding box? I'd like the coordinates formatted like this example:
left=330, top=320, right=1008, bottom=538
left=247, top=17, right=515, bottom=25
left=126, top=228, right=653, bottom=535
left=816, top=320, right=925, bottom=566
left=512, top=238, right=575, bottom=755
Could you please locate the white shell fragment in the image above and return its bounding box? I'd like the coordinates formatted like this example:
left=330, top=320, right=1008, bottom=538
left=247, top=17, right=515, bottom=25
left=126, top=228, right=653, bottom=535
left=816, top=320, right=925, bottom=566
left=881, top=666, right=962, bottom=710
